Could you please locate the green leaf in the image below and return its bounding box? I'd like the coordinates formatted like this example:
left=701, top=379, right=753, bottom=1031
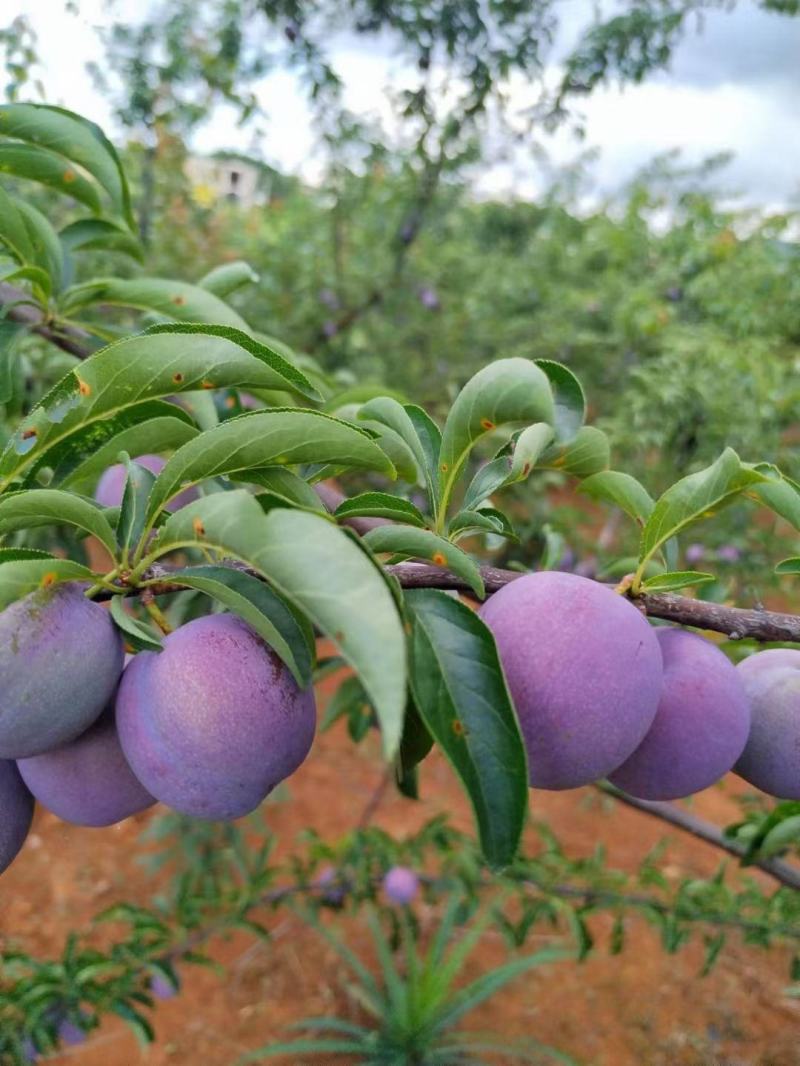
left=61, top=276, right=249, bottom=329
left=462, top=423, right=554, bottom=511
left=637, top=449, right=766, bottom=581
left=363, top=526, right=485, bottom=599
left=757, top=815, right=800, bottom=859
left=358, top=397, right=427, bottom=484
left=776, top=557, right=800, bottom=575
left=334, top=492, right=426, bottom=526
left=404, top=589, right=528, bottom=869
left=406, top=403, right=443, bottom=510
left=109, top=597, right=164, bottom=653
left=579, top=470, right=655, bottom=525
left=448, top=507, right=518, bottom=542
left=640, top=571, right=716, bottom=593
left=0, top=184, right=35, bottom=274
left=165, top=564, right=314, bottom=687
left=538, top=425, right=610, bottom=478
left=746, top=467, right=800, bottom=531
left=55, top=403, right=199, bottom=492
left=0, top=488, right=118, bottom=556
left=59, top=218, right=143, bottom=262
left=397, top=699, right=434, bottom=799
left=198, top=260, right=259, bottom=297
left=0, top=103, right=132, bottom=225
left=232, top=467, right=326, bottom=512
left=153, top=493, right=407, bottom=758
left=119, top=457, right=158, bottom=558
left=144, top=409, right=395, bottom=522
left=0, top=326, right=321, bottom=491
left=0, top=556, right=93, bottom=609
left=535, top=359, right=586, bottom=441
left=438, top=359, right=555, bottom=515
left=0, top=142, right=102, bottom=212
left=14, top=199, right=64, bottom=294
left=0, top=319, right=24, bottom=405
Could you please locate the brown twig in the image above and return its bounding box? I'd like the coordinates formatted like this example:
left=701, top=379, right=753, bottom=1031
left=595, top=782, right=800, bottom=892
left=0, top=282, right=92, bottom=359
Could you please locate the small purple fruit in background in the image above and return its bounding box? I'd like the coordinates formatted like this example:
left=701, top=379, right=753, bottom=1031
left=717, top=544, right=741, bottom=564
left=736, top=649, right=800, bottom=798
left=318, top=287, right=339, bottom=309
left=57, top=1018, right=86, bottom=1047
left=94, top=454, right=198, bottom=511
left=0, top=760, right=34, bottom=875
left=322, top=319, right=338, bottom=338
left=0, top=584, right=123, bottom=759
left=150, top=970, right=179, bottom=1001
left=479, top=572, right=663, bottom=790
left=116, top=614, right=317, bottom=820
left=382, top=866, right=419, bottom=905
left=685, top=543, right=705, bottom=564
left=418, top=286, right=440, bottom=310
left=18, top=708, right=155, bottom=828
left=609, top=629, right=751, bottom=800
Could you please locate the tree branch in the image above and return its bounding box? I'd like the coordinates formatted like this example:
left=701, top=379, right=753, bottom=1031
left=0, top=282, right=92, bottom=359
left=595, top=783, right=800, bottom=893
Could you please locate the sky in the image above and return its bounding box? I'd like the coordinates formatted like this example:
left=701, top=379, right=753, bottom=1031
left=10, top=0, right=800, bottom=209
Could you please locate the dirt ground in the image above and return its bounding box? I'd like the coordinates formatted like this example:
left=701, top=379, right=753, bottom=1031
left=3, top=673, right=800, bottom=1066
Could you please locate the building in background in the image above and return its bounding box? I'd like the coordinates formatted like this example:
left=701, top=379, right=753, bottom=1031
left=186, top=152, right=299, bottom=209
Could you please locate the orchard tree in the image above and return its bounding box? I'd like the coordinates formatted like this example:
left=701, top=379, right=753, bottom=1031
left=3, top=104, right=800, bottom=1063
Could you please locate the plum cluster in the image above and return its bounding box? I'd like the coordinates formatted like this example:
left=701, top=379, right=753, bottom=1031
left=2, top=568, right=799, bottom=880
left=480, top=572, right=800, bottom=801
left=0, top=584, right=316, bottom=876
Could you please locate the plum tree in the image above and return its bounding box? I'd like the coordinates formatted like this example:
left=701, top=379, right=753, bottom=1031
left=0, top=760, right=34, bottom=876
left=479, top=572, right=663, bottom=790
left=736, top=649, right=800, bottom=799
left=17, top=709, right=155, bottom=828
left=116, top=614, right=317, bottom=820
left=0, top=585, right=124, bottom=759
left=95, top=454, right=198, bottom=510
left=609, top=629, right=751, bottom=800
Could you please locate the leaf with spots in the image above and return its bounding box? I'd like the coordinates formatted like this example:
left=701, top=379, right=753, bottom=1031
left=143, top=409, right=395, bottom=524
left=0, top=143, right=103, bottom=213
left=0, top=554, right=94, bottom=610
left=404, top=589, right=528, bottom=869
left=461, top=423, right=554, bottom=512
left=437, top=359, right=555, bottom=519
left=0, top=326, right=319, bottom=492
left=363, top=526, right=484, bottom=598
left=538, top=426, right=610, bottom=479
left=60, top=277, right=249, bottom=329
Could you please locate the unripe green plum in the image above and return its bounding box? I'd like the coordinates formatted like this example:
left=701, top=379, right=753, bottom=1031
left=17, top=708, right=154, bottom=827
left=609, top=629, right=750, bottom=800
left=0, top=760, right=34, bottom=875
left=0, top=584, right=124, bottom=758
left=736, top=649, right=800, bottom=798
left=116, top=614, right=316, bottom=820
left=478, top=572, right=663, bottom=790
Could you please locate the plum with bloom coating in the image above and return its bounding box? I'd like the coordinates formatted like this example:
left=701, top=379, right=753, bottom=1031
left=0, top=760, right=33, bottom=875
left=116, top=614, right=316, bottom=820
left=736, top=649, right=800, bottom=798
left=0, top=584, right=123, bottom=758
left=609, top=629, right=751, bottom=800
left=383, top=866, right=419, bottom=905
left=18, top=708, right=154, bottom=827
left=479, top=572, right=663, bottom=790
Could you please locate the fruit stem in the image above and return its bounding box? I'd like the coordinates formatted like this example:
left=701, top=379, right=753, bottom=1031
left=141, top=589, right=173, bottom=634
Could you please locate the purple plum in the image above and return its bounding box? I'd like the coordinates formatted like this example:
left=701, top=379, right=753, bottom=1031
left=17, top=708, right=154, bottom=827
left=0, top=760, right=34, bottom=875
left=0, top=584, right=123, bottom=758
left=94, top=454, right=198, bottom=511
left=382, top=866, right=419, bottom=905
left=116, top=614, right=316, bottom=820
left=609, top=629, right=751, bottom=800
left=736, top=649, right=800, bottom=798
left=479, top=572, right=663, bottom=790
